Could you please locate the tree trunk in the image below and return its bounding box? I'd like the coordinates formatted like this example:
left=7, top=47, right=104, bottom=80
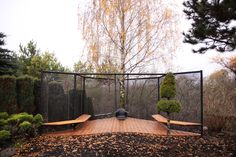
left=119, top=76, right=125, bottom=108
left=167, top=112, right=170, bottom=136
left=119, top=2, right=126, bottom=108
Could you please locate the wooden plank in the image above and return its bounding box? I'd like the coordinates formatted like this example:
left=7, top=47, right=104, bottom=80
left=152, top=114, right=168, bottom=123
left=75, top=114, right=91, bottom=122
left=152, top=114, right=201, bottom=126
left=43, top=114, right=91, bottom=126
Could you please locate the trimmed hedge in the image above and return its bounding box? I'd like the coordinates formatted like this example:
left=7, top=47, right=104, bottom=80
left=0, top=75, right=18, bottom=113
left=17, top=75, right=35, bottom=114
left=48, top=81, right=66, bottom=122
left=157, top=72, right=181, bottom=115
left=68, top=89, right=94, bottom=119
left=160, top=73, right=176, bottom=99
left=69, top=89, right=81, bottom=119
left=34, top=79, right=41, bottom=113
left=0, top=75, right=41, bottom=114
left=84, top=93, right=94, bottom=116
left=157, top=99, right=181, bottom=114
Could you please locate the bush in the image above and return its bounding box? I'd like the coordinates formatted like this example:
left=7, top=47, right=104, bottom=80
left=48, top=81, right=66, bottom=122
left=69, top=89, right=94, bottom=119
left=34, top=79, right=41, bottom=113
left=17, top=75, right=35, bottom=114
left=160, top=73, right=176, bottom=99
left=224, top=116, right=236, bottom=133
left=19, top=121, right=32, bottom=133
left=0, top=112, right=44, bottom=146
left=0, top=130, right=11, bottom=146
left=0, top=75, right=18, bottom=113
left=0, top=119, right=8, bottom=127
left=85, top=97, right=94, bottom=116
left=7, top=113, right=33, bottom=136
left=204, top=114, right=227, bottom=131
left=204, top=71, right=236, bottom=132
left=157, top=99, right=181, bottom=114
left=6, top=112, right=42, bottom=137
left=48, top=81, right=65, bottom=95
left=69, top=89, right=81, bottom=119
left=158, top=72, right=181, bottom=115
left=0, top=112, right=9, bottom=119
left=7, top=112, right=33, bottom=124
left=33, top=114, right=43, bottom=127
left=0, top=130, right=11, bottom=141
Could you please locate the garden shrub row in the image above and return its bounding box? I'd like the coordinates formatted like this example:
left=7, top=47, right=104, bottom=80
left=48, top=81, right=67, bottom=122
left=34, top=79, right=41, bottom=114
left=47, top=81, right=94, bottom=122
left=0, top=75, right=18, bottom=114
left=0, top=75, right=40, bottom=114
left=17, top=75, right=35, bottom=113
left=0, top=112, right=43, bottom=145
left=0, top=75, right=94, bottom=124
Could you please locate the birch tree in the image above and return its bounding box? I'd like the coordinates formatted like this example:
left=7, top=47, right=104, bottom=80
left=213, top=56, right=236, bottom=79
left=79, top=0, right=180, bottom=108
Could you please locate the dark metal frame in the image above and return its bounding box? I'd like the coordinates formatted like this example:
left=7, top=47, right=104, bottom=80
left=41, top=70, right=203, bottom=136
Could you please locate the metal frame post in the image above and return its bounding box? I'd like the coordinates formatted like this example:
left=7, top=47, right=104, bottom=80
left=157, top=77, right=160, bottom=101
left=114, top=74, right=117, bottom=110
left=200, top=70, right=204, bottom=136
left=126, top=74, right=129, bottom=111
left=157, top=77, right=160, bottom=114
left=82, top=77, right=85, bottom=115
left=73, top=74, right=77, bottom=119
left=40, top=71, right=49, bottom=122
left=67, top=91, right=69, bottom=120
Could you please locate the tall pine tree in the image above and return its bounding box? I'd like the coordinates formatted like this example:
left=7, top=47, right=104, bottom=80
left=183, top=0, right=236, bottom=53
left=0, top=32, right=17, bottom=75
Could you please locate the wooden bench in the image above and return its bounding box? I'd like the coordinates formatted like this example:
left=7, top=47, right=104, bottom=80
left=43, top=114, right=91, bottom=129
left=152, top=114, right=201, bottom=126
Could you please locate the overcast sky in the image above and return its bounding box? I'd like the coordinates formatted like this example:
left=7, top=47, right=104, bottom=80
left=0, top=0, right=235, bottom=76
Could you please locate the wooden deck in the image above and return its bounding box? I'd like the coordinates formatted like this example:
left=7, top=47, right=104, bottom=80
left=48, top=117, right=200, bottom=136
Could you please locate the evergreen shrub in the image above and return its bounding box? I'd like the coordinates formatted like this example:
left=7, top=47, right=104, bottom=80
left=0, top=119, right=8, bottom=127
left=7, top=112, right=33, bottom=125
left=48, top=81, right=66, bottom=121
left=0, top=130, right=11, bottom=142
left=33, top=114, right=43, bottom=127
left=34, top=78, right=41, bottom=113
left=0, top=75, right=17, bottom=113
left=160, top=73, right=176, bottom=99
left=0, top=112, right=9, bottom=119
left=19, top=121, right=32, bottom=133
left=157, top=99, right=181, bottom=114
left=17, top=75, right=35, bottom=113
left=157, top=72, right=181, bottom=135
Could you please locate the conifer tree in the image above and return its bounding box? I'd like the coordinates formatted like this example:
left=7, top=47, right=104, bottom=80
left=0, top=33, right=17, bottom=75
left=183, top=0, right=236, bottom=53
left=157, top=73, right=181, bottom=135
